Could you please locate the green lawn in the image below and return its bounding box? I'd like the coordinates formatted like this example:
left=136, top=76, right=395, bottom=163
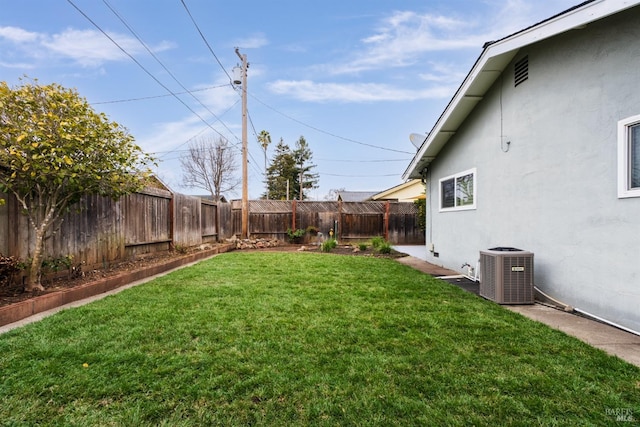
left=0, top=252, right=638, bottom=426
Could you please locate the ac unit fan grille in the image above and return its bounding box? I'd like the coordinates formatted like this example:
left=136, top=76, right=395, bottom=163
left=502, top=255, right=534, bottom=304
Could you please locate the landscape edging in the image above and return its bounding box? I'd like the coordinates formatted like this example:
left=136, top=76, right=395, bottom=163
left=0, top=244, right=234, bottom=328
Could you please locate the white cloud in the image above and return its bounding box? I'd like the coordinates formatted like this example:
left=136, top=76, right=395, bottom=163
left=234, top=33, right=268, bottom=49
left=0, top=26, right=40, bottom=43
left=267, top=79, right=452, bottom=103
left=330, top=11, right=486, bottom=75
left=273, top=1, right=578, bottom=103
left=326, top=1, right=577, bottom=76
left=135, top=78, right=242, bottom=156
left=0, top=61, right=35, bottom=70
left=418, top=62, right=468, bottom=83
left=42, top=28, right=174, bottom=67
left=0, top=26, right=174, bottom=68
left=42, top=29, right=134, bottom=66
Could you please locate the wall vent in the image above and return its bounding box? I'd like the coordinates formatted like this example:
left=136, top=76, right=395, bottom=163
left=480, top=247, right=534, bottom=304
left=514, top=56, right=529, bottom=87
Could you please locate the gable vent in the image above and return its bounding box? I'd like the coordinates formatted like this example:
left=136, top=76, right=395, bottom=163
left=514, top=56, right=528, bottom=87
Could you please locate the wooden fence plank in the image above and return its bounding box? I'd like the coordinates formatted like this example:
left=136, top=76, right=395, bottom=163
left=230, top=200, right=424, bottom=244
left=1, top=193, right=423, bottom=276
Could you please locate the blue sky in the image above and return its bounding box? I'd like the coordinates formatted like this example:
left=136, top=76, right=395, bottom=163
left=1, top=0, right=578, bottom=199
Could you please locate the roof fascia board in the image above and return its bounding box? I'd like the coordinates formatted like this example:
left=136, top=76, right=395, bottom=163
left=403, top=0, right=638, bottom=180
left=372, top=179, right=420, bottom=200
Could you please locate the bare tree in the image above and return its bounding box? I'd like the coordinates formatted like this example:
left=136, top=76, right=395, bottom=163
left=180, top=135, right=240, bottom=201
left=324, top=188, right=345, bottom=201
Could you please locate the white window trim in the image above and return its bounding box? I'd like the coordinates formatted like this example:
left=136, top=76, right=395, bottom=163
left=617, top=114, right=640, bottom=199
left=439, top=167, right=477, bottom=212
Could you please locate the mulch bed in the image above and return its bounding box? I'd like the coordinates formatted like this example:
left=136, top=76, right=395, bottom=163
left=0, top=247, right=216, bottom=308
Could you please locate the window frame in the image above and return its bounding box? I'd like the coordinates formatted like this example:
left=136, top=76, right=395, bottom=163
left=439, top=168, right=477, bottom=212
left=617, top=114, right=640, bottom=199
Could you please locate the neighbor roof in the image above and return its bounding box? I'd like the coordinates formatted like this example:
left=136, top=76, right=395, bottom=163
left=370, top=179, right=424, bottom=201
left=403, top=0, right=639, bottom=180
left=337, top=191, right=378, bottom=202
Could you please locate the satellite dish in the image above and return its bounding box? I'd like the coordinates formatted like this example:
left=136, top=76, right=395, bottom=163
left=409, top=133, right=427, bottom=149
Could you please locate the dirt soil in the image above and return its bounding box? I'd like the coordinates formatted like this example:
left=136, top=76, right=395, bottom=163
left=0, top=244, right=408, bottom=309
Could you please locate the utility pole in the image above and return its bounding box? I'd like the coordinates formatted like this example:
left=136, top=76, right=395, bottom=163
left=235, top=48, right=249, bottom=239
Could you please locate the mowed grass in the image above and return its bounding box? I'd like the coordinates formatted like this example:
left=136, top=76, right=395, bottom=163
left=0, top=252, right=638, bottom=426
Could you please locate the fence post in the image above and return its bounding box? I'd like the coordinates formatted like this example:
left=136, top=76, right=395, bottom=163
left=169, top=193, right=175, bottom=249
left=337, top=200, right=342, bottom=241
left=384, top=201, right=390, bottom=241
left=292, top=200, right=297, bottom=231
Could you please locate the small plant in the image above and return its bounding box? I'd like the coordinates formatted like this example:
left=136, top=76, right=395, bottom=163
left=306, top=225, right=319, bottom=236
left=287, top=228, right=306, bottom=243
left=41, top=255, right=74, bottom=274
left=371, top=236, right=385, bottom=249
left=377, top=242, right=392, bottom=254
left=358, top=243, right=368, bottom=251
left=174, top=244, right=188, bottom=254
left=321, top=239, right=337, bottom=252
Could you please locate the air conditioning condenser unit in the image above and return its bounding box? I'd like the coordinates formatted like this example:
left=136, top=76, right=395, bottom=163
left=480, top=247, right=534, bottom=304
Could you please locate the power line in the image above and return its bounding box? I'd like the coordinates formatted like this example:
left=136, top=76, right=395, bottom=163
left=66, top=0, right=228, bottom=141
left=177, top=2, right=401, bottom=170
left=102, top=0, right=238, bottom=139
left=92, top=84, right=227, bottom=104
left=180, top=0, right=233, bottom=84
left=320, top=172, right=400, bottom=177
left=316, top=158, right=410, bottom=163
left=179, top=0, right=263, bottom=204
left=248, top=92, right=414, bottom=155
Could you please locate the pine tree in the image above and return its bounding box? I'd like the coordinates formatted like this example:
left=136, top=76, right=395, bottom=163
left=265, top=139, right=297, bottom=200
left=264, top=136, right=318, bottom=200
left=293, top=136, right=319, bottom=200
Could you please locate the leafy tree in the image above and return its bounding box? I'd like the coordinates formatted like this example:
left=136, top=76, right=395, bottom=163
left=0, top=79, right=155, bottom=291
left=264, top=136, right=318, bottom=200
left=180, top=135, right=239, bottom=201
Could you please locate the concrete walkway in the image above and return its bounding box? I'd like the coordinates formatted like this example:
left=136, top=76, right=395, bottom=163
left=396, top=255, right=640, bottom=368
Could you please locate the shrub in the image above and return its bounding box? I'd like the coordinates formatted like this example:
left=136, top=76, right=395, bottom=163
left=321, top=239, right=337, bottom=252
left=378, top=242, right=392, bottom=254
left=414, top=197, right=426, bottom=232
left=41, top=255, right=73, bottom=275
left=358, top=243, right=367, bottom=251
left=0, top=254, right=23, bottom=288
left=371, top=236, right=385, bottom=249
left=286, top=228, right=306, bottom=243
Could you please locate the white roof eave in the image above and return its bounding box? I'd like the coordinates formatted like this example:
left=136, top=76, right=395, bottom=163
left=403, top=0, right=638, bottom=180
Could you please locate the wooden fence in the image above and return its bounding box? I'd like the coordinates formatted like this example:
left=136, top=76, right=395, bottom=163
left=232, top=200, right=424, bottom=245
left=0, top=192, right=424, bottom=271
left=0, top=189, right=232, bottom=269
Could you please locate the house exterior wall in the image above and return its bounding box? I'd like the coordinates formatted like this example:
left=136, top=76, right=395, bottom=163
left=424, top=7, right=640, bottom=333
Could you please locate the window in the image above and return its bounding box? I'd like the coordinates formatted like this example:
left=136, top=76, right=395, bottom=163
left=618, top=115, right=640, bottom=198
left=439, top=168, right=476, bottom=211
